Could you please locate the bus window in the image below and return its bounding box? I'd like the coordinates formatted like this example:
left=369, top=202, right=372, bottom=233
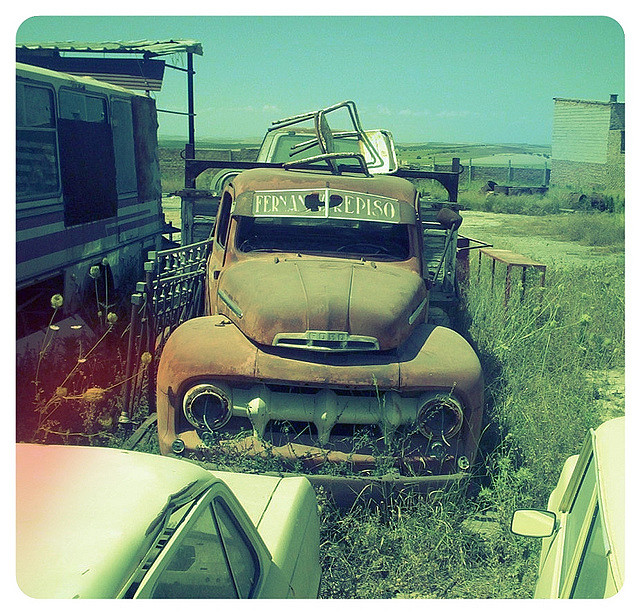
left=58, top=89, right=117, bottom=226
left=111, top=98, right=138, bottom=196
left=16, top=82, right=60, bottom=201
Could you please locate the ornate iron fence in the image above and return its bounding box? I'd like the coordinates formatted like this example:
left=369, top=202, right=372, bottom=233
left=120, top=238, right=212, bottom=422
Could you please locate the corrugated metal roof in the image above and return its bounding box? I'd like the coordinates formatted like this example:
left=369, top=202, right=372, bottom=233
left=553, top=96, right=623, bottom=106
left=16, top=39, right=203, bottom=56
left=16, top=54, right=167, bottom=91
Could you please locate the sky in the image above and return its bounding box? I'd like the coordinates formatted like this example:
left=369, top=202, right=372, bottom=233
left=13, top=12, right=625, bottom=146
left=13, top=9, right=628, bottom=147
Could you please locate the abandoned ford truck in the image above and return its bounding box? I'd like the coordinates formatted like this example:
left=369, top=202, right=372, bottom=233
left=156, top=103, right=483, bottom=496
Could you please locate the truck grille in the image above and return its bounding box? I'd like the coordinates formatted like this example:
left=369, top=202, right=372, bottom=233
left=273, top=330, right=379, bottom=352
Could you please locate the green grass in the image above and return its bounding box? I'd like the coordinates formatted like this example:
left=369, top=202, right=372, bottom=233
left=466, top=259, right=624, bottom=481
left=316, top=255, right=624, bottom=598
left=551, top=212, right=625, bottom=247
left=18, top=181, right=624, bottom=599
left=319, top=482, right=539, bottom=599
left=460, top=183, right=624, bottom=214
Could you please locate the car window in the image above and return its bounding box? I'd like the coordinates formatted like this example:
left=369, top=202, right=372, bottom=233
left=150, top=503, right=237, bottom=598
left=570, top=504, right=608, bottom=598
left=560, top=455, right=596, bottom=589
left=213, top=497, right=261, bottom=598
left=216, top=193, right=232, bottom=247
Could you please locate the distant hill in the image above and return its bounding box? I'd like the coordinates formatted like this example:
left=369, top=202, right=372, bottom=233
left=395, top=142, right=551, bottom=167
left=158, top=138, right=552, bottom=170
left=159, top=136, right=263, bottom=149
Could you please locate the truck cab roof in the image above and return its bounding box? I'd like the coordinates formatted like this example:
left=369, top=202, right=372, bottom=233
left=230, top=167, right=419, bottom=223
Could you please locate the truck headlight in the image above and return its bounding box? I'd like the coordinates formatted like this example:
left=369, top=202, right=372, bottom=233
left=417, top=395, right=463, bottom=439
left=183, top=384, right=232, bottom=432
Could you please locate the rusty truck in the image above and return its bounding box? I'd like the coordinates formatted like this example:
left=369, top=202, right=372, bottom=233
left=144, top=102, right=483, bottom=501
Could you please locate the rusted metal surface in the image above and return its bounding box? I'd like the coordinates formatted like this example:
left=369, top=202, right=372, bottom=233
left=156, top=314, right=484, bottom=484
left=213, top=259, right=427, bottom=351
left=155, top=156, right=483, bottom=487
left=477, top=247, right=546, bottom=305
left=147, top=102, right=482, bottom=495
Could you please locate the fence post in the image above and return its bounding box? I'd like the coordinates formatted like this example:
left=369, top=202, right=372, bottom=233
left=120, top=292, right=144, bottom=423
left=180, top=197, right=194, bottom=246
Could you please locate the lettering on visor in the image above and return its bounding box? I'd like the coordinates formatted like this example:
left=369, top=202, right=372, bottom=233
left=252, top=189, right=402, bottom=223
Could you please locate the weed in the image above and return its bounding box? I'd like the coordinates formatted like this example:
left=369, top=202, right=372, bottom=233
left=463, top=257, right=624, bottom=498
left=18, top=294, right=153, bottom=446
left=318, top=481, right=539, bottom=598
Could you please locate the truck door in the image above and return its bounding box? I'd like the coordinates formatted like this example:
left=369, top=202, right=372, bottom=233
left=206, top=190, right=233, bottom=313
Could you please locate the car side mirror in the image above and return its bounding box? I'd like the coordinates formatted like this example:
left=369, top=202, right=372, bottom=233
left=510, top=509, right=557, bottom=538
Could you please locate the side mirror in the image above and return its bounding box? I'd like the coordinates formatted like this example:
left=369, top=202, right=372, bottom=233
left=436, top=207, right=463, bottom=231
left=510, top=509, right=557, bottom=538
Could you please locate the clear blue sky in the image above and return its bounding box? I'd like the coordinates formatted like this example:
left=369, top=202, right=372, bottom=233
left=15, top=14, right=625, bottom=145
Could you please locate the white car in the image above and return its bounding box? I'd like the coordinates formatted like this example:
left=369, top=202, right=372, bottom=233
left=16, top=443, right=321, bottom=598
left=511, top=416, right=624, bottom=598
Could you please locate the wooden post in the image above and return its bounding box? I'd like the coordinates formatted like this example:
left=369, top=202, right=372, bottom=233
left=451, top=158, right=460, bottom=202
left=181, top=197, right=194, bottom=245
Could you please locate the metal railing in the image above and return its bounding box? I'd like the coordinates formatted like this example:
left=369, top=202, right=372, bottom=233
left=120, top=238, right=212, bottom=422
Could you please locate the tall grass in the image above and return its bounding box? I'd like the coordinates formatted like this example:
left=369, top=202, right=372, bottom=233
left=20, top=177, right=624, bottom=597
left=460, top=183, right=625, bottom=216
left=319, top=256, right=624, bottom=599
left=551, top=212, right=625, bottom=247
left=464, top=260, right=624, bottom=495
left=319, top=483, right=538, bottom=599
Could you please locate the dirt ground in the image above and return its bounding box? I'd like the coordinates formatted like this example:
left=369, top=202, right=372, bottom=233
left=459, top=210, right=624, bottom=267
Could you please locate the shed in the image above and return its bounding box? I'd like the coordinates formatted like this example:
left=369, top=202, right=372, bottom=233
left=550, top=95, right=624, bottom=191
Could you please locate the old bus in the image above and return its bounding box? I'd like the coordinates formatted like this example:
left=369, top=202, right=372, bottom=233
left=16, top=61, right=163, bottom=336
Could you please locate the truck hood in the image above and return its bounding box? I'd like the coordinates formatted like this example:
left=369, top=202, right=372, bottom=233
left=216, top=258, right=427, bottom=351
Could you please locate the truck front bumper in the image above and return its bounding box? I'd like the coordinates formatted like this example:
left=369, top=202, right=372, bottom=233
left=169, top=429, right=471, bottom=506
left=156, top=315, right=483, bottom=500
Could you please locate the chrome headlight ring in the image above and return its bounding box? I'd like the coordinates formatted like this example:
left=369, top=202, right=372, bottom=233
left=417, top=394, right=464, bottom=440
left=183, top=384, right=232, bottom=432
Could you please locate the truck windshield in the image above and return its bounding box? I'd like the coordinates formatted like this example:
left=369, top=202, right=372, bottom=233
left=235, top=216, right=411, bottom=260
